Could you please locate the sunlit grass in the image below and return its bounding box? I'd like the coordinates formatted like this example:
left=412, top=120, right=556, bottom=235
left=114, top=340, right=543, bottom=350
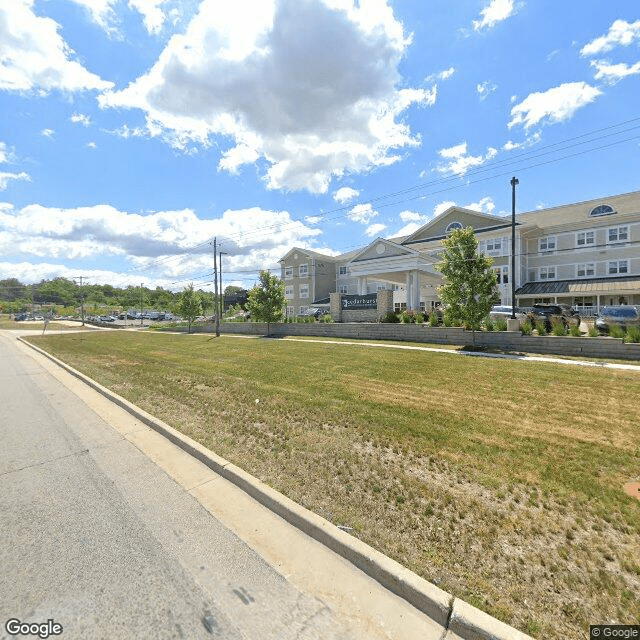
left=27, top=331, right=640, bottom=639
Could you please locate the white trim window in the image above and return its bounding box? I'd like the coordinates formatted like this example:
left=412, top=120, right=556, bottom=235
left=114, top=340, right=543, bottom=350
left=339, top=266, right=347, bottom=275
left=299, top=284, right=309, bottom=298
left=299, top=263, right=309, bottom=276
left=608, top=260, right=628, bottom=275
left=286, top=306, right=294, bottom=316
left=576, top=231, right=594, bottom=247
left=539, top=266, right=556, bottom=280
left=339, top=285, right=348, bottom=294
left=284, top=266, right=293, bottom=279
left=576, top=263, right=595, bottom=278
left=538, top=236, right=556, bottom=252
left=285, top=285, right=293, bottom=299
left=299, top=306, right=307, bottom=315
left=608, top=225, right=628, bottom=243
left=494, top=266, right=509, bottom=284
left=485, top=238, right=502, bottom=256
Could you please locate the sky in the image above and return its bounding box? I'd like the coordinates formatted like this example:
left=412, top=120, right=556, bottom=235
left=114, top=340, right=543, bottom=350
left=1, top=0, right=639, bottom=292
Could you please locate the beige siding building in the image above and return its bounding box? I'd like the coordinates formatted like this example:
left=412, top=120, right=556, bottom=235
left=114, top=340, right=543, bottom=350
left=279, top=190, right=640, bottom=317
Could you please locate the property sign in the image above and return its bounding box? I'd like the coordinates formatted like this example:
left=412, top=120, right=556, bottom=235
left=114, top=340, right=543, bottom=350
left=341, top=293, right=377, bottom=310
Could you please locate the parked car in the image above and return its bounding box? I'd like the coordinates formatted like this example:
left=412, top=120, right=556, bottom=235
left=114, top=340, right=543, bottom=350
left=527, top=304, right=580, bottom=331
left=595, top=305, right=640, bottom=334
left=14, top=313, right=28, bottom=321
left=98, top=315, right=115, bottom=322
left=300, top=307, right=326, bottom=319
left=488, top=305, right=527, bottom=322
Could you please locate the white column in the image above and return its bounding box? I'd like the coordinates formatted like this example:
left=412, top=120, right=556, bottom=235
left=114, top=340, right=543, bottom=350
left=361, top=277, right=368, bottom=294
left=413, top=270, right=420, bottom=310
left=405, top=272, right=412, bottom=308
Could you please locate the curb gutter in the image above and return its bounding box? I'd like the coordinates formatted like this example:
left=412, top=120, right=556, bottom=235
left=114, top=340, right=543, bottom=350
left=20, top=337, right=533, bottom=640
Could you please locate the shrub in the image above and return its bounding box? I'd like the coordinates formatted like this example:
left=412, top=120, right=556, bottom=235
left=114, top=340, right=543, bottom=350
left=551, top=320, right=567, bottom=336
left=428, top=312, right=439, bottom=327
left=495, top=318, right=508, bottom=332
left=569, top=325, right=581, bottom=337
left=415, top=312, right=424, bottom=324
left=320, top=313, right=334, bottom=323
left=625, top=325, right=640, bottom=343
left=400, top=310, right=416, bottom=324
left=520, top=320, right=533, bottom=335
left=535, top=321, right=547, bottom=336
left=610, top=325, right=625, bottom=339
left=483, top=317, right=495, bottom=332
left=381, top=311, right=400, bottom=323
left=588, top=326, right=599, bottom=337
left=442, top=314, right=453, bottom=327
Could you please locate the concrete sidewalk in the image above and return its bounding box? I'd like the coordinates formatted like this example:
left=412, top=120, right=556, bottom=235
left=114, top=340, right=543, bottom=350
left=17, top=334, right=534, bottom=640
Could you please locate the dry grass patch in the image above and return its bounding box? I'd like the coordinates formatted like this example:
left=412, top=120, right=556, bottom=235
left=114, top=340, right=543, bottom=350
left=26, top=331, right=640, bottom=640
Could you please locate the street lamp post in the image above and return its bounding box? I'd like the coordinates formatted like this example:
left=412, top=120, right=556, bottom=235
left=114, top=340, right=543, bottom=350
left=510, top=176, right=519, bottom=319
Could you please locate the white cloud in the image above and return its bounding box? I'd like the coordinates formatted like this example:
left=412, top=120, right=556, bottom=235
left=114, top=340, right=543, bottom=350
left=580, top=19, right=640, bottom=57
left=71, top=113, right=92, bottom=127
left=0, top=143, right=10, bottom=164
left=348, top=203, right=378, bottom=225
left=333, top=187, right=360, bottom=203
left=128, top=0, right=169, bottom=34
left=87, top=142, right=97, bottom=149
left=68, top=0, right=171, bottom=35
left=465, top=196, right=495, bottom=213
left=365, top=223, right=386, bottom=237
left=477, top=80, right=497, bottom=100
left=425, top=67, right=455, bottom=83
left=98, top=0, right=432, bottom=193
left=436, top=142, right=498, bottom=175
left=0, top=172, right=30, bottom=190
left=41, top=129, right=55, bottom=138
left=590, top=59, right=640, bottom=84
left=66, top=0, right=119, bottom=33
left=508, top=82, right=602, bottom=129
left=502, top=131, right=541, bottom=151
left=473, top=0, right=516, bottom=32
left=0, top=0, right=113, bottom=93
left=0, top=202, right=321, bottom=283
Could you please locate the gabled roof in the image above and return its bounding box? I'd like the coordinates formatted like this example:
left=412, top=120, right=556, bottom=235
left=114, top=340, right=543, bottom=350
left=347, top=237, right=422, bottom=263
left=279, top=247, right=338, bottom=263
left=401, top=206, right=513, bottom=245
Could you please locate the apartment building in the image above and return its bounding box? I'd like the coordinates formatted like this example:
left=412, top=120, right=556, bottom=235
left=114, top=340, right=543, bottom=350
left=279, top=190, right=640, bottom=316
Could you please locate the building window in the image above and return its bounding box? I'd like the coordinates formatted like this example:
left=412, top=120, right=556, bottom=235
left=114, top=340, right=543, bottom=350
left=299, top=284, right=309, bottom=298
left=576, top=231, right=594, bottom=246
left=339, top=285, right=348, bottom=294
left=539, top=266, right=556, bottom=280
left=608, top=225, right=628, bottom=243
left=538, top=236, right=556, bottom=252
left=576, top=263, right=595, bottom=278
left=299, top=263, right=308, bottom=276
left=446, top=221, right=462, bottom=233
left=339, top=266, right=347, bottom=275
left=284, top=266, right=293, bottom=279
left=285, top=285, right=293, bottom=299
left=590, top=204, right=615, bottom=217
left=299, top=306, right=307, bottom=315
left=486, top=238, right=502, bottom=256
left=286, top=306, right=294, bottom=316
left=494, top=266, right=509, bottom=284
left=608, top=260, right=628, bottom=275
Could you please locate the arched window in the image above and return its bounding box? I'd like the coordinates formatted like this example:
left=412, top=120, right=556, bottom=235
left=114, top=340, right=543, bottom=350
left=446, top=221, right=462, bottom=233
left=589, top=204, right=615, bottom=217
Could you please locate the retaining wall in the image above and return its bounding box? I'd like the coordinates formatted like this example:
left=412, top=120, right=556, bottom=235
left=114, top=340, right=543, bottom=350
left=185, top=322, right=640, bottom=361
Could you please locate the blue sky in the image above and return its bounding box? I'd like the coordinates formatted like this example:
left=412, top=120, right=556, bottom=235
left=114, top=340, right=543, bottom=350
left=1, top=0, right=639, bottom=291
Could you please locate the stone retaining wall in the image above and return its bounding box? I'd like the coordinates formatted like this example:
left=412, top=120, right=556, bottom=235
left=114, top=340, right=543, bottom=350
left=201, top=322, right=640, bottom=361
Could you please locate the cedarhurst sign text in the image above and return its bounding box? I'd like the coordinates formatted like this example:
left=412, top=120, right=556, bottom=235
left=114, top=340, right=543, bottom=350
left=341, top=293, right=377, bottom=310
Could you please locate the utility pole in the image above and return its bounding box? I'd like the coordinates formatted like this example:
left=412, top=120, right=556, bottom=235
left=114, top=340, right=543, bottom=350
left=219, top=251, right=227, bottom=323
left=75, top=276, right=87, bottom=325
left=510, top=176, right=519, bottom=319
left=213, top=238, right=219, bottom=337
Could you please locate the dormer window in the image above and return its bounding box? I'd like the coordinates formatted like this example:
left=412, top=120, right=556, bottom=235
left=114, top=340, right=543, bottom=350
left=590, top=204, right=615, bottom=217
left=446, top=221, right=462, bottom=233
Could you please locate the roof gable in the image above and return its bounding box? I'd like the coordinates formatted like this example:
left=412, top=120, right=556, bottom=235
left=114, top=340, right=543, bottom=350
left=402, top=207, right=510, bottom=245
left=349, top=237, right=419, bottom=263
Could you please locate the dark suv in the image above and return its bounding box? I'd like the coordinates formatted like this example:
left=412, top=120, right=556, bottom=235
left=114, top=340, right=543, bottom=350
left=527, top=304, right=580, bottom=331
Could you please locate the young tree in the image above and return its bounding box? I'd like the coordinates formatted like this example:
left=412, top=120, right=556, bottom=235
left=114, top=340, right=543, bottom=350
left=176, top=284, right=202, bottom=334
left=436, top=226, right=498, bottom=342
left=246, top=270, right=285, bottom=335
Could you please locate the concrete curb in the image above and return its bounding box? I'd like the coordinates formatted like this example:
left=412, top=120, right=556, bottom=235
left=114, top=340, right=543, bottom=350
left=19, top=336, right=533, bottom=640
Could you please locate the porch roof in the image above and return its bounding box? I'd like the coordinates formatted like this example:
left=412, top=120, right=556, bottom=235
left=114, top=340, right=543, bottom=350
left=516, top=276, right=640, bottom=297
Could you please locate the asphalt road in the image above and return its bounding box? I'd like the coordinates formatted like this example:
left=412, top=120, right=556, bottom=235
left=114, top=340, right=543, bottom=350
left=0, top=332, right=365, bottom=640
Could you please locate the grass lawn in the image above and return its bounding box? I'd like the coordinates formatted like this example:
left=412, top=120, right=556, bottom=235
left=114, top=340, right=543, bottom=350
left=27, top=330, right=640, bottom=639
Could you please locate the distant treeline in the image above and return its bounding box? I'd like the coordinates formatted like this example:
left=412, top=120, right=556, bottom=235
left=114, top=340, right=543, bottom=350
left=0, top=277, right=246, bottom=314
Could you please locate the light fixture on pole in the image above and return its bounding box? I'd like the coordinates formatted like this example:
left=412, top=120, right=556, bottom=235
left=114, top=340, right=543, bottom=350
left=510, top=176, right=519, bottom=319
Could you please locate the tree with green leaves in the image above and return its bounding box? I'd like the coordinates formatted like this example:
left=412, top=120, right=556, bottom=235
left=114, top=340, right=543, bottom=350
left=246, top=270, right=285, bottom=334
left=436, top=226, right=498, bottom=342
left=176, top=283, right=202, bottom=334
